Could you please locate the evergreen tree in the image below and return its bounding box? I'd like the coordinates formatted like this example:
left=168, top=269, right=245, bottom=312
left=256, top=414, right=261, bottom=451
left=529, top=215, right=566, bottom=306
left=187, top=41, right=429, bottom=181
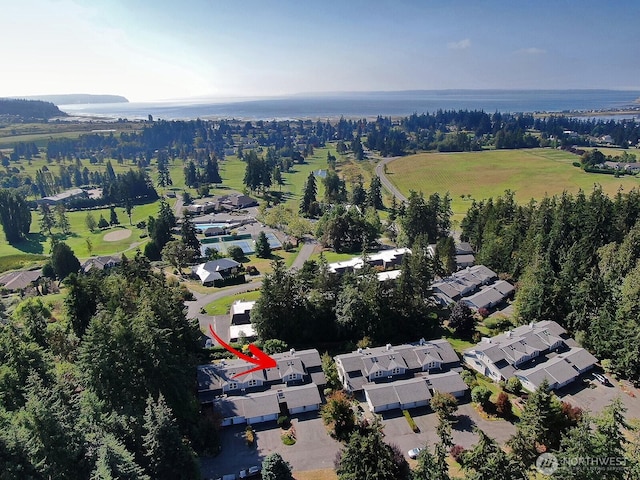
left=39, top=203, right=56, bottom=236
left=449, top=301, right=475, bottom=338
left=255, top=231, right=271, bottom=258
left=91, top=434, right=149, bottom=480
left=300, top=172, right=317, bottom=216
left=463, top=428, right=522, bottom=480
left=109, top=206, right=119, bottom=226
left=98, top=215, right=109, bottom=229
left=0, top=189, right=31, bottom=243
left=179, top=214, right=200, bottom=251
left=261, top=453, right=294, bottom=480
left=508, top=379, right=563, bottom=467
left=51, top=242, right=81, bottom=281
left=336, top=421, right=409, bottom=480
left=55, top=203, right=71, bottom=235
left=367, top=176, right=383, bottom=210
left=142, top=394, right=199, bottom=480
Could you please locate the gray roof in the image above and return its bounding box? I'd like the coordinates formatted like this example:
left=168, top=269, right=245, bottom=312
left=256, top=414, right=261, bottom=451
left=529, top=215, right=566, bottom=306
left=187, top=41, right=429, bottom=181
left=336, top=339, right=461, bottom=392
left=426, top=371, right=469, bottom=394
left=277, top=384, right=321, bottom=409
left=364, top=377, right=432, bottom=408
left=201, top=258, right=240, bottom=272
left=0, top=269, right=41, bottom=290
left=241, top=391, right=280, bottom=418
left=456, top=242, right=474, bottom=255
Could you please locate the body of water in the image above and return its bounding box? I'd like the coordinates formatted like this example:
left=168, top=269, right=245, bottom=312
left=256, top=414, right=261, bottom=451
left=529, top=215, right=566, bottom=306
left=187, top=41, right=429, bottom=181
left=60, top=90, right=640, bottom=121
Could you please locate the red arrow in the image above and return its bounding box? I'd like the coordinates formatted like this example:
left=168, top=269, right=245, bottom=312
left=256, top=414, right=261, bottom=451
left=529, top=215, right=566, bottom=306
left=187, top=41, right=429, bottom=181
left=208, top=324, right=277, bottom=378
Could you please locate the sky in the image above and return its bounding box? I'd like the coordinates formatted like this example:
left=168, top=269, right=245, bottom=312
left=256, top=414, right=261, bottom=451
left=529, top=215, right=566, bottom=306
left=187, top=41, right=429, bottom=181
left=3, top=0, right=640, bottom=102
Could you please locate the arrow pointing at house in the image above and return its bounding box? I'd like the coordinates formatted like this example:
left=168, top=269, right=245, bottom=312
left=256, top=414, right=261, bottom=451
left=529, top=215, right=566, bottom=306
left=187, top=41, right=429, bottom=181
left=208, top=325, right=277, bottom=377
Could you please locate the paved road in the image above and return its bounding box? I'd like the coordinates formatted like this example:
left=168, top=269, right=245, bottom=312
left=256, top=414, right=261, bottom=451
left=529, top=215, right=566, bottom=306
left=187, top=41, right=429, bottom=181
left=375, top=156, right=406, bottom=203
left=289, top=237, right=318, bottom=271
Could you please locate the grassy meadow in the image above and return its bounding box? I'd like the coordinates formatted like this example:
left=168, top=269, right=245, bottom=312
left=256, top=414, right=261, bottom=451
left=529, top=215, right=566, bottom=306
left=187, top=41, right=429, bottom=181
left=386, top=148, right=640, bottom=219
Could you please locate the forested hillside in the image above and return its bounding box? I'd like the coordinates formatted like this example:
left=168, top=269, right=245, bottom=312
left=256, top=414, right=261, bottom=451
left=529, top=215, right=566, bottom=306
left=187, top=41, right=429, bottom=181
left=0, top=98, right=66, bottom=121
left=0, top=254, right=212, bottom=478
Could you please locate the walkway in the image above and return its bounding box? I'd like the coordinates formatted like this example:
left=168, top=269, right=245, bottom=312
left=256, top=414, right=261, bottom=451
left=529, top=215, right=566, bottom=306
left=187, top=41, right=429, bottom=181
left=375, top=156, right=406, bottom=203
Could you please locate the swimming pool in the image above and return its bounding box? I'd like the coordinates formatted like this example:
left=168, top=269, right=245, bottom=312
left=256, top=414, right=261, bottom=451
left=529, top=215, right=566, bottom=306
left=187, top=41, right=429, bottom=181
left=195, top=223, right=230, bottom=231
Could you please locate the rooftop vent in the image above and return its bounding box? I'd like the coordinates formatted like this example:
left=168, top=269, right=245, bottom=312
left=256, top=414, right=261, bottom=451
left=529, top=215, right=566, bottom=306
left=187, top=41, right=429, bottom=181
left=357, top=348, right=363, bottom=354
left=290, top=348, right=296, bottom=355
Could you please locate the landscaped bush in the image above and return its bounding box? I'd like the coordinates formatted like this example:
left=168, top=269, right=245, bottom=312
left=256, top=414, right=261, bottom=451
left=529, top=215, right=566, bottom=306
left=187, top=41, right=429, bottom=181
left=450, top=444, right=466, bottom=464
left=277, top=415, right=291, bottom=429
left=494, top=391, right=511, bottom=417
left=244, top=426, right=255, bottom=447
left=461, top=369, right=477, bottom=388
left=402, top=410, right=419, bottom=433
left=505, top=376, right=522, bottom=395
left=471, top=385, right=491, bottom=408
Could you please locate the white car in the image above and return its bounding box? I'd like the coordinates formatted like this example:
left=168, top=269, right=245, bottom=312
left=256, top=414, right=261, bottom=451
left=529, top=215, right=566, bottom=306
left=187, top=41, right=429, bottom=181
left=408, top=447, right=423, bottom=459
left=239, top=465, right=261, bottom=478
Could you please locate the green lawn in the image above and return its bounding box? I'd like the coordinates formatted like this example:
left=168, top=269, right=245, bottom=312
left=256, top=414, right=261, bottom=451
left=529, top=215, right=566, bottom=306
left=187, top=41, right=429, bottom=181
left=386, top=148, right=640, bottom=220
left=203, top=289, right=262, bottom=316
left=0, top=200, right=160, bottom=260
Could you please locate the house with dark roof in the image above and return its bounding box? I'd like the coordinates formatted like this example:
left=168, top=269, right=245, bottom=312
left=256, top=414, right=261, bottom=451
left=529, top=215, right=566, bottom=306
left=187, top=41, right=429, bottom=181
left=192, top=258, right=243, bottom=286
left=0, top=269, right=41, bottom=291
left=463, top=320, right=597, bottom=391
left=197, top=348, right=325, bottom=425
left=81, top=255, right=122, bottom=273
left=432, top=265, right=513, bottom=311
left=335, top=339, right=467, bottom=413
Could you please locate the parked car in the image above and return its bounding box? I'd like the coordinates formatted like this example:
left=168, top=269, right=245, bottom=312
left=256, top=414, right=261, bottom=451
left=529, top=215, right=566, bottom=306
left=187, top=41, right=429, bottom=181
left=239, top=465, right=261, bottom=478
left=593, top=373, right=611, bottom=386
left=408, top=447, right=423, bottom=459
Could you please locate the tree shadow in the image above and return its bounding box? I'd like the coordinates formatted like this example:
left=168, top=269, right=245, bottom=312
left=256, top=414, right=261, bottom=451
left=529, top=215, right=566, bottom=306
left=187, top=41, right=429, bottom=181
left=453, top=414, right=476, bottom=432
left=14, top=233, right=46, bottom=254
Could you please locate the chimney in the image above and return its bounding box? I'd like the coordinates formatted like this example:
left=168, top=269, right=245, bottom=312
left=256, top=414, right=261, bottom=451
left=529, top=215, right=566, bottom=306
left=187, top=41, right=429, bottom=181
left=290, top=348, right=296, bottom=355
left=357, top=348, right=363, bottom=354
left=386, top=343, right=392, bottom=351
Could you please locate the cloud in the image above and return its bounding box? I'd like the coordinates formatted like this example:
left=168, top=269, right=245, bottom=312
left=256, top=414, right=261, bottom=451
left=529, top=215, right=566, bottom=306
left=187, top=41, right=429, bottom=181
left=518, top=47, right=546, bottom=55
left=447, top=38, right=471, bottom=50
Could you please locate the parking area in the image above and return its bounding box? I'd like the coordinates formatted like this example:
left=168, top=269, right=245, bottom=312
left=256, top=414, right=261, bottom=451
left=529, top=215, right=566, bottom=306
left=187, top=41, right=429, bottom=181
left=558, top=374, right=640, bottom=419
left=201, top=375, right=640, bottom=478
left=200, top=412, right=341, bottom=479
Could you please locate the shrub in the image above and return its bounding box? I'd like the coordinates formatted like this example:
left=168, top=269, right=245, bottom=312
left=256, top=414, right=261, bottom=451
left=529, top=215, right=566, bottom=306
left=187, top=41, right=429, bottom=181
left=461, top=369, right=477, bottom=388
left=244, top=426, right=255, bottom=447
left=471, top=385, right=491, bottom=408
left=505, top=376, right=522, bottom=395
left=477, top=307, right=490, bottom=318
left=495, top=391, right=511, bottom=417
left=450, top=444, right=466, bottom=464
left=402, top=410, right=419, bottom=433
left=281, top=433, right=296, bottom=445
left=277, top=415, right=291, bottom=429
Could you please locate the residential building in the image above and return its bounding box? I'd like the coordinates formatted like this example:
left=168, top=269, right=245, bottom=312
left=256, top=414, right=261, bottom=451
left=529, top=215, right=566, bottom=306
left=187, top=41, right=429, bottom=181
left=192, top=258, right=243, bottom=286
left=197, top=348, right=326, bottom=426
left=463, top=320, right=597, bottom=391
left=327, top=247, right=411, bottom=275
left=335, top=339, right=468, bottom=413
left=432, top=265, right=513, bottom=310
left=0, top=269, right=42, bottom=291
left=81, top=255, right=122, bottom=273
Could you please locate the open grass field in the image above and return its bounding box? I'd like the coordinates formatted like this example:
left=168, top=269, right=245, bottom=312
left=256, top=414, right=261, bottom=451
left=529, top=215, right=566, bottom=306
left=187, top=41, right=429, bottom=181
left=0, top=200, right=159, bottom=260
left=0, top=121, right=143, bottom=147
left=386, top=148, right=640, bottom=219
left=204, top=289, right=262, bottom=316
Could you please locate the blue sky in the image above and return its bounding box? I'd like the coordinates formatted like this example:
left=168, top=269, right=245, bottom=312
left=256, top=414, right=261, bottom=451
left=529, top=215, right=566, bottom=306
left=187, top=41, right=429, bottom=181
left=3, top=0, right=640, bottom=101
